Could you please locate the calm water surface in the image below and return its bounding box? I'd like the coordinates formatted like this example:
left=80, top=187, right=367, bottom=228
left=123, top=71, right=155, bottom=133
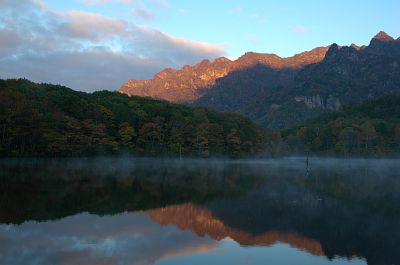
left=0, top=157, right=399, bottom=265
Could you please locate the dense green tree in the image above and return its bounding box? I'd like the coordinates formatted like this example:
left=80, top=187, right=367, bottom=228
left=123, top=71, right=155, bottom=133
left=0, top=79, right=268, bottom=157
left=360, top=121, right=377, bottom=151
left=226, top=128, right=241, bottom=156
left=2, top=78, right=398, bottom=157
left=118, top=122, right=136, bottom=149
left=282, top=96, right=400, bottom=155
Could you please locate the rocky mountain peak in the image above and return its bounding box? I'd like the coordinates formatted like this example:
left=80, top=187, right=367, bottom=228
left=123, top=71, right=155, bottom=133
left=367, top=31, right=400, bottom=56
left=214, top=57, right=232, bottom=63
left=372, top=31, right=394, bottom=42
left=119, top=47, right=329, bottom=102
left=154, top=68, right=176, bottom=79
left=197, top=59, right=211, bottom=66
left=236, top=52, right=281, bottom=66
left=234, top=48, right=329, bottom=70
left=324, top=43, right=341, bottom=59
left=287, top=46, right=329, bottom=67
left=119, top=31, right=400, bottom=129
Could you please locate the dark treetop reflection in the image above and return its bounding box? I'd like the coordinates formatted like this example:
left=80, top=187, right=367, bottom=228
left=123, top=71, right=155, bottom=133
left=0, top=157, right=399, bottom=265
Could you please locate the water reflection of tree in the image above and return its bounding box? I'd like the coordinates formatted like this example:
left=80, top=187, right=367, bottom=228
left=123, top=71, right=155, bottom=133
left=0, top=159, right=266, bottom=223
left=1, top=158, right=399, bottom=265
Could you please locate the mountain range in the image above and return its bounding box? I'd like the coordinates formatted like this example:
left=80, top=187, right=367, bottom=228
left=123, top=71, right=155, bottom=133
left=119, top=31, right=400, bottom=128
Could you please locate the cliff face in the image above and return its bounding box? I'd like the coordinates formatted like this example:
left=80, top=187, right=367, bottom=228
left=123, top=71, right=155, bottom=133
left=195, top=31, right=400, bottom=128
left=119, top=32, right=400, bottom=128
left=119, top=47, right=329, bottom=103
left=119, top=58, right=233, bottom=102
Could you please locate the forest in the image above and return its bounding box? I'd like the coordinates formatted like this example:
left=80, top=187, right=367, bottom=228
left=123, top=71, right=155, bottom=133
left=1, top=78, right=399, bottom=157
left=0, top=79, right=273, bottom=157
left=282, top=96, right=400, bottom=155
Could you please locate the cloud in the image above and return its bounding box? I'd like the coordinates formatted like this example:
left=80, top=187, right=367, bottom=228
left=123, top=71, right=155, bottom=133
left=150, top=0, right=169, bottom=9
left=81, top=0, right=138, bottom=5
left=289, top=24, right=307, bottom=33
left=0, top=0, right=224, bottom=91
left=133, top=26, right=224, bottom=60
left=0, top=29, right=20, bottom=51
left=32, top=0, right=47, bottom=9
left=133, top=8, right=154, bottom=20
left=56, top=10, right=130, bottom=41
left=1, top=50, right=161, bottom=92
left=0, top=212, right=218, bottom=265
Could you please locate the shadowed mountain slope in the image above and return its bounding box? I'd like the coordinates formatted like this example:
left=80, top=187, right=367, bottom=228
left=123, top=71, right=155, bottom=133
left=120, top=32, right=400, bottom=128
left=119, top=47, right=329, bottom=103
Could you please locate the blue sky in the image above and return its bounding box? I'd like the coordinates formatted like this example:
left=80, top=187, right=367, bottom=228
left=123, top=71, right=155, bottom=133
left=1, top=0, right=399, bottom=91
left=45, top=0, right=400, bottom=57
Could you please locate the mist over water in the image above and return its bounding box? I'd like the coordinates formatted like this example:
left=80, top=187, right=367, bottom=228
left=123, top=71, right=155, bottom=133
left=2, top=156, right=399, bottom=175
left=0, top=157, right=399, bottom=265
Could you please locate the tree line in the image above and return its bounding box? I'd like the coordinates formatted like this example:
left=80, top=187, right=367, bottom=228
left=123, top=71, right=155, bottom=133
left=1, top=79, right=399, bottom=157
left=0, top=79, right=272, bottom=157
left=281, top=96, right=400, bottom=155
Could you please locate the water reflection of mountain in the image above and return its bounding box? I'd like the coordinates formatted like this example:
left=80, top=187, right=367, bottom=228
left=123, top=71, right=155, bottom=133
left=1, top=158, right=400, bottom=265
left=148, top=171, right=400, bottom=265
left=148, top=203, right=326, bottom=256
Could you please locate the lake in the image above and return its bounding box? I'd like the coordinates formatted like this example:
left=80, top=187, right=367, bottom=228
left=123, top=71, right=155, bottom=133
left=0, top=157, right=399, bottom=265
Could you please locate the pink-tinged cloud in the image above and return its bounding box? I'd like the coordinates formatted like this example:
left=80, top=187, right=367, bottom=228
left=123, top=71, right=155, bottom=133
left=133, top=8, right=155, bottom=20
left=0, top=0, right=225, bottom=91
left=56, top=10, right=129, bottom=41
left=0, top=212, right=217, bottom=265
left=81, top=0, right=138, bottom=5
left=134, top=26, right=225, bottom=59
left=150, top=0, right=169, bottom=9
left=0, top=29, right=20, bottom=50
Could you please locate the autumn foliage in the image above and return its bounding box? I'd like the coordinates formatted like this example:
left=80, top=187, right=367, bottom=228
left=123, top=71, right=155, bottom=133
left=0, top=79, right=268, bottom=157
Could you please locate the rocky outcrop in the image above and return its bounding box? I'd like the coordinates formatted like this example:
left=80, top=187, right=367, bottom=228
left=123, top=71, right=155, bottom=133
left=119, top=58, right=233, bottom=102
left=233, top=47, right=329, bottom=70
left=119, top=47, right=329, bottom=103
left=366, top=31, right=400, bottom=57
left=120, top=31, right=400, bottom=128
left=198, top=31, right=400, bottom=128
left=294, top=95, right=341, bottom=110
left=372, top=31, right=395, bottom=42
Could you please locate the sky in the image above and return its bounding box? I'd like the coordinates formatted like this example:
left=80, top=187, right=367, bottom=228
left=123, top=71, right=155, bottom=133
left=0, top=0, right=399, bottom=92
